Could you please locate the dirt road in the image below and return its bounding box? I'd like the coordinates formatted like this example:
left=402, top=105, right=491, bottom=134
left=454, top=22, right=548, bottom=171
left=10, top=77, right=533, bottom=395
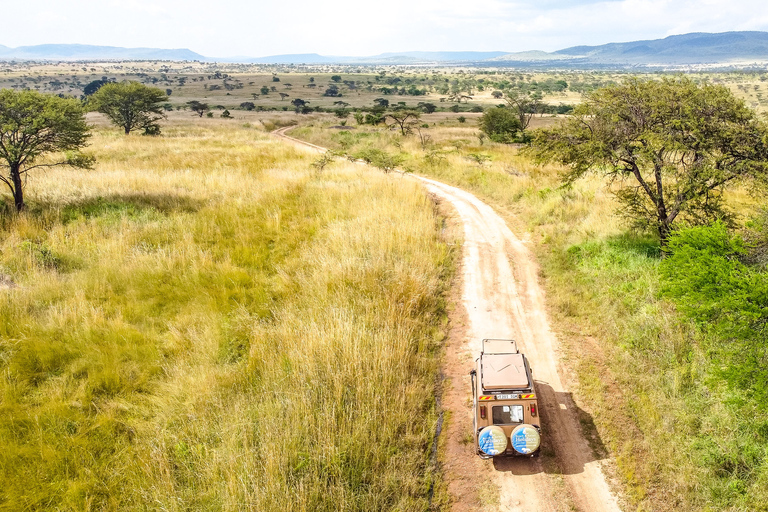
left=273, top=128, right=622, bottom=512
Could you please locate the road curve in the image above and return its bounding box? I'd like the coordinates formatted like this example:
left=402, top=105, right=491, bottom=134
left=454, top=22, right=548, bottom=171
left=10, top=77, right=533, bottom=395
left=272, top=128, right=622, bottom=512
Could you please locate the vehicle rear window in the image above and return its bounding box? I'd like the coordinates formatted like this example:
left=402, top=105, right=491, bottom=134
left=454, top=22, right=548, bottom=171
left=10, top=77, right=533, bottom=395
left=492, top=405, right=524, bottom=424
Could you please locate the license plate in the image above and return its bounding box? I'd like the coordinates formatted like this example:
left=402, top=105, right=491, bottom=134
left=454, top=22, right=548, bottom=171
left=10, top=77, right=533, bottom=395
left=496, top=394, right=519, bottom=400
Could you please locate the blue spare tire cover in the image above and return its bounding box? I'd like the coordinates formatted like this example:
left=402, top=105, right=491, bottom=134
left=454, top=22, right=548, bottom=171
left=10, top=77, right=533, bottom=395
left=510, top=424, right=540, bottom=455
left=478, top=425, right=508, bottom=456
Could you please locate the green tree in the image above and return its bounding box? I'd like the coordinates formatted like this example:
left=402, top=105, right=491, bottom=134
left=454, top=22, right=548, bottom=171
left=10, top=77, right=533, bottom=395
left=385, top=110, right=421, bottom=135
left=478, top=107, right=520, bottom=143
left=83, top=79, right=108, bottom=96
left=187, top=100, right=210, bottom=117
left=504, top=90, right=541, bottom=135
left=331, top=75, right=342, bottom=83
left=90, top=82, right=166, bottom=135
left=417, top=102, right=437, bottom=113
left=0, top=90, right=92, bottom=211
left=324, top=85, right=341, bottom=97
left=529, top=78, right=768, bottom=247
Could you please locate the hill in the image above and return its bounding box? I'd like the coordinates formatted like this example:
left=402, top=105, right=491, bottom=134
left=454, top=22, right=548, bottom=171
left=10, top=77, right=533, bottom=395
left=552, top=31, right=768, bottom=64
left=2, top=32, right=768, bottom=66
left=0, top=44, right=205, bottom=61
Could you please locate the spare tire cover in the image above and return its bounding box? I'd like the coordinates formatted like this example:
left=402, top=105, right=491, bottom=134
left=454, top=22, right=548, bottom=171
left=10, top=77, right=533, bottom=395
left=510, top=424, right=540, bottom=454
left=478, top=425, right=508, bottom=456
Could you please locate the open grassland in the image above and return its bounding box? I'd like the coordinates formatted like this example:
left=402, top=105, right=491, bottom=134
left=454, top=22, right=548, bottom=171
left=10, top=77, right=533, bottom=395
left=0, top=123, right=454, bottom=510
left=291, top=120, right=768, bottom=511
left=5, top=62, right=768, bottom=115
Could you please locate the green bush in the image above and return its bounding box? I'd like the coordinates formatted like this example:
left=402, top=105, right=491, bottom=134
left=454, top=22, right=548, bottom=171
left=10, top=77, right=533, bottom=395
left=478, top=107, right=520, bottom=143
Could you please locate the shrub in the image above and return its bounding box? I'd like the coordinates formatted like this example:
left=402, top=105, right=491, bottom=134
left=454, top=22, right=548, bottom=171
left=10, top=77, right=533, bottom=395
left=478, top=107, right=520, bottom=143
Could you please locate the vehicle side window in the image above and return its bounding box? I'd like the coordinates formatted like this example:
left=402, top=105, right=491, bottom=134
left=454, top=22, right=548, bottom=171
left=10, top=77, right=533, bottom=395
left=492, top=405, right=524, bottom=424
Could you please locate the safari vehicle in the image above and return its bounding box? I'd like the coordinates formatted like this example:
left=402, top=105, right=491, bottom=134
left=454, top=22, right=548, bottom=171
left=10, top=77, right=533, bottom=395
left=470, top=339, right=541, bottom=458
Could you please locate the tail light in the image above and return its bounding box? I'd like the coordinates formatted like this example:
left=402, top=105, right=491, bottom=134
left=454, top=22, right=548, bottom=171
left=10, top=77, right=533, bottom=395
left=530, top=403, right=537, bottom=417
left=480, top=405, right=487, bottom=419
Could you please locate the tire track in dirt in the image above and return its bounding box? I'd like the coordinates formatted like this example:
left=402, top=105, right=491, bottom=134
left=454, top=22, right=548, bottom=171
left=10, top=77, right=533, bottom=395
left=272, top=128, right=622, bottom=512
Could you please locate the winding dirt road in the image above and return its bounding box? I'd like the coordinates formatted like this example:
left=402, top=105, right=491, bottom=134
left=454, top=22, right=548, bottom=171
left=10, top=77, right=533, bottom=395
left=273, top=127, right=622, bottom=512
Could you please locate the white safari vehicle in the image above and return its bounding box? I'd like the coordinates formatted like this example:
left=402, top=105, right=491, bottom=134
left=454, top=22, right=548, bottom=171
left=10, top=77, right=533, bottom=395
left=470, top=339, right=541, bottom=458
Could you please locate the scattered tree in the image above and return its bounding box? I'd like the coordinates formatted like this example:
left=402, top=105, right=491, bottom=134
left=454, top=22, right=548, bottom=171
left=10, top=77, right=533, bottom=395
left=260, top=86, right=270, bottom=95
left=491, top=90, right=503, bottom=99
left=331, top=75, right=342, bottom=83
left=0, top=90, right=92, bottom=211
left=221, top=109, right=232, bottom=119
left=90, top=82, right=166, bottom=135
left=418, top=102, right=437, bottom=113
left=239, top=102, right=255, bottom=111
left=187, top=100, right=210, bottom=117
left=279, top=92, right=290, bottom=101
left=83, top=79, right=108, bottom=96
left=324, top=85, right=341, bottom=97
left=385, top=110, right=421, bottom=135
left=529, top=77, right=768, bottom=247
left=504, top=90, right=542, bottom=135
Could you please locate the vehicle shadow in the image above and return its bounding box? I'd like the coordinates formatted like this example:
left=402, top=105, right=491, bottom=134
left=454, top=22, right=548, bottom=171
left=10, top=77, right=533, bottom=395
left=493, top=381, right=608, bottom=476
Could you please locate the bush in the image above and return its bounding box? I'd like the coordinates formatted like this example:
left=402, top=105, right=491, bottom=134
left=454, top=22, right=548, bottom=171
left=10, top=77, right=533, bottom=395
left=478, top=107, right=520, bottom=143
left=661, top=222, right=768, bottom=399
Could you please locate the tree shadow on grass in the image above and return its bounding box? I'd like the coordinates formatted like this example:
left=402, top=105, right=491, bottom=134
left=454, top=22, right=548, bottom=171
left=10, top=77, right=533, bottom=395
left=492, top=382, right=610, bottom=477
left=0, top=193, right=206, bottom=225
left=605, top=232, right=661, bottom=259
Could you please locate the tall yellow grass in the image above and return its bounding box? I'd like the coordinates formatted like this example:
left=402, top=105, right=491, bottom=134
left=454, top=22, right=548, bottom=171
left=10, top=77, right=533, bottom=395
left=0, top=124, right=454, bottom=510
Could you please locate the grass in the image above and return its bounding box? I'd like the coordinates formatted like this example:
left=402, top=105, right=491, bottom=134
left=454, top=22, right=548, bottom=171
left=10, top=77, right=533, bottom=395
left=0, top=123, right=455, bottom=510
left=289, top=119, right=768, bottom=511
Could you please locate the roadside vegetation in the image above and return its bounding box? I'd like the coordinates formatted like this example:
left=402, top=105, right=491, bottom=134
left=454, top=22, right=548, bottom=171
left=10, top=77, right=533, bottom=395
left=289, top=77, right=768, bottom=511
left=0, top=122, right=453, bottom=510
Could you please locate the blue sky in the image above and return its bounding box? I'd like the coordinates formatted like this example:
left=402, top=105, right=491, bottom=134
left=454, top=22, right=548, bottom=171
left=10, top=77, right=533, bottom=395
left=2, top=0, right=766, bottom=57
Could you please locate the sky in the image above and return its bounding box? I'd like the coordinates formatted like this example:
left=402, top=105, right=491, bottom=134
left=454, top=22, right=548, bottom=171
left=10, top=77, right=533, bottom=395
left=1, top=0, right=767, bottom=57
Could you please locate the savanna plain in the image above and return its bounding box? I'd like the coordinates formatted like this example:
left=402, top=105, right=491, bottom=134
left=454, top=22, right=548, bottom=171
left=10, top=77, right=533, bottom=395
left=2, top=62, right=768, bottom=512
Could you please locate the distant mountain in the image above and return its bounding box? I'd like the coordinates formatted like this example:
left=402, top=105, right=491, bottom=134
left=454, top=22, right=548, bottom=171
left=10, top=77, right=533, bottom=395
left=369, top=51, right=507, bottom=62
left=552, top=31, right=768, bottom=64
left=242, top=53, right=338, bottom=64
left=242, top=51, right=508, bottom=64
left=2, top=32, right=768, bottom=66
left=0, top=44, right=205, bottom=61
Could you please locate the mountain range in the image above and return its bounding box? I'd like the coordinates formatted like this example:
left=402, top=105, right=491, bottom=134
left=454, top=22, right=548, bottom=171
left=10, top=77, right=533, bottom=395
left=1, top=32, right=768, bottom=66
left=0, top=44, right=205, bottom=61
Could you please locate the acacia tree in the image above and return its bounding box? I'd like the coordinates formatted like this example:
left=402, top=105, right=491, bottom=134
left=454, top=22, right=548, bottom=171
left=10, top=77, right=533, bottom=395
left=187, top=100, right=210, bottom=117
left=385, top=110, right=421, bottom=135
left=0, top=90, right=92, bottom=211
left=529, top=77, right=768, bottom=247
left=504, top=90, right=542, bottom=135
left=90, top=82, right=166, bottom=134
